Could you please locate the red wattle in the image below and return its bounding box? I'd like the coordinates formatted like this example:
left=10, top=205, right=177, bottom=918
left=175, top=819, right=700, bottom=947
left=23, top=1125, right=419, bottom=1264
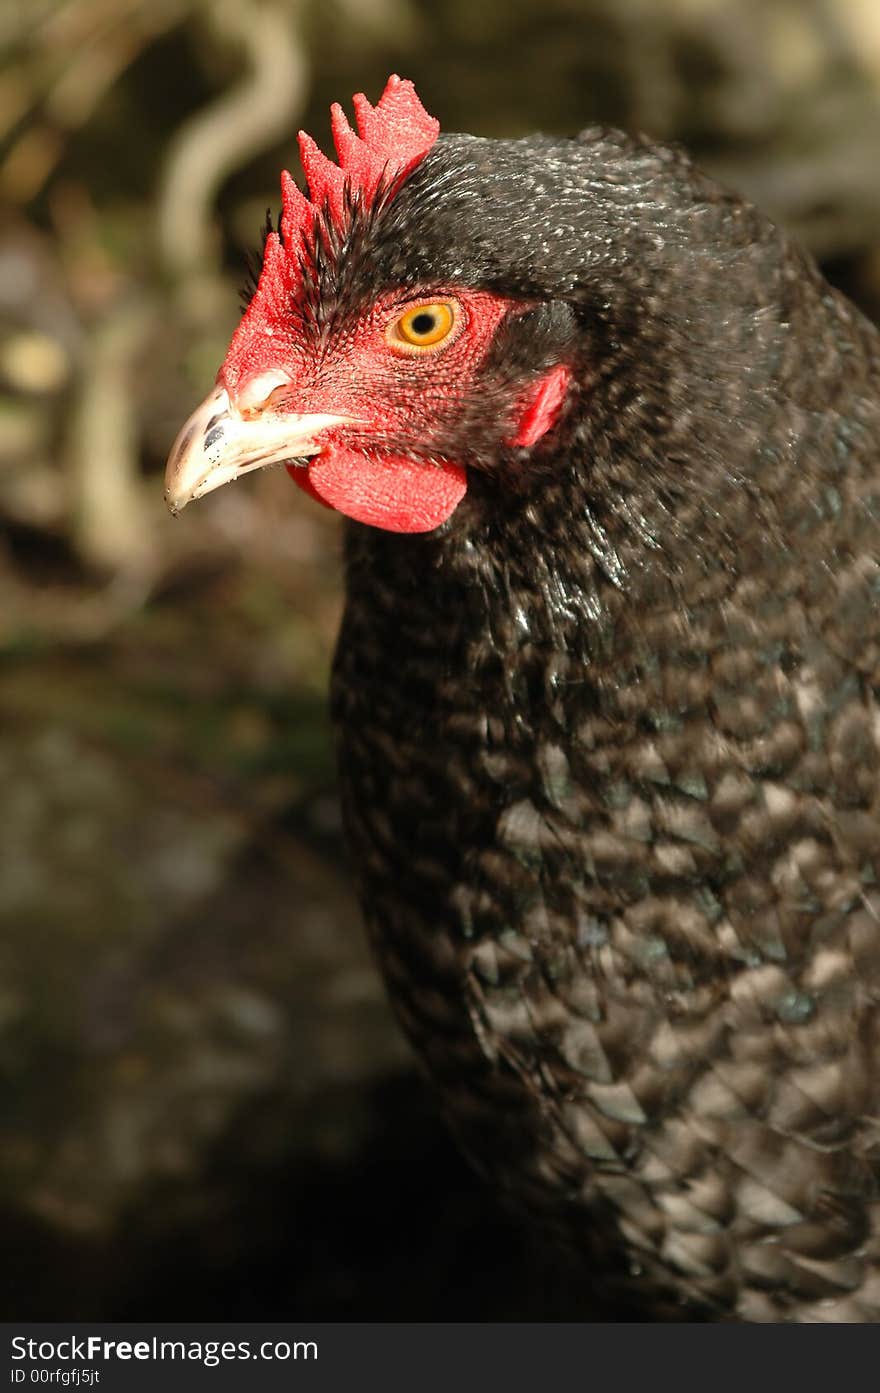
left=288, top=463, right=335, bottom=510
left=288, top=446, right=467, bottom=533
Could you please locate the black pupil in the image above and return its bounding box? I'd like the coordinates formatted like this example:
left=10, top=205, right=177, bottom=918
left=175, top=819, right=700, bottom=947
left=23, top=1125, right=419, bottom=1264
left=410, top=311, right=437, bottom=337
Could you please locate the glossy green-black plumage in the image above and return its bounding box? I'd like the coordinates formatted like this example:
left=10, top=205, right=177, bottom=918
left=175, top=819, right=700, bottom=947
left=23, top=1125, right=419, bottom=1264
left=329, top=127, right=880, bottom=1320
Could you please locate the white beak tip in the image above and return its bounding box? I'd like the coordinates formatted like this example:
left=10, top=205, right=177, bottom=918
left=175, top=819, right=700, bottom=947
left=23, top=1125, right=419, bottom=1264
left=164, top=387, right=348, bottom=515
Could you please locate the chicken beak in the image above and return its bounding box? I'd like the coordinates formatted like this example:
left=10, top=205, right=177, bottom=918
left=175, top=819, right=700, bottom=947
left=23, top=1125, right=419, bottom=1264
left=164, top=384, right=347, bottom=514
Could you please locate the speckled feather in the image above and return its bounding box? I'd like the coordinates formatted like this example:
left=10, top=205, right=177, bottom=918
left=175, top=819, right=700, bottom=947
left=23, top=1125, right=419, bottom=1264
left=326, top=128, right=880, bottom=1321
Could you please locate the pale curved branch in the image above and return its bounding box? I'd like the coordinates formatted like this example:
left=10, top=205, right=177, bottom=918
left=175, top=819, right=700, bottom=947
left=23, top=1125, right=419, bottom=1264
left=69, top=293, right=157, bottom=575
left=156, top=0, right=309, bottom=281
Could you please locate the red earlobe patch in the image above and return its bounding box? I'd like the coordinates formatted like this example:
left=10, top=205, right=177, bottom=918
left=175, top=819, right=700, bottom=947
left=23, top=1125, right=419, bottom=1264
left=288, top=448, right=466, bottom=533
left=509, top=364, right=572, bottom=448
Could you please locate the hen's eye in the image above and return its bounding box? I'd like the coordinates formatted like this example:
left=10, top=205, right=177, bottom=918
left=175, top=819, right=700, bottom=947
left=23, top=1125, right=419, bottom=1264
left=387, top=300, right=460, bottom=353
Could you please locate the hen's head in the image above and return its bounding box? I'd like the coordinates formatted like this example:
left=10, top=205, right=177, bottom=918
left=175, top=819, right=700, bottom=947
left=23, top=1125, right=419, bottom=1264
left=166, top=76, right=791, bottom=539
left=165, top=76, right=583, bottom=533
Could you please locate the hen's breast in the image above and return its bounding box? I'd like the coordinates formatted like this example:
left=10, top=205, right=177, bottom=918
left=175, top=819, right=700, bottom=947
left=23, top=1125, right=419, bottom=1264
left=331, top=500, right=880, bottom=1322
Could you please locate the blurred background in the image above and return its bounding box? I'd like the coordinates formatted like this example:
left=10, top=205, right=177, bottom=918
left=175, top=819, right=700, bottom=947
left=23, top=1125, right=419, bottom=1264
left=2, top=0, right=880, bottom=1321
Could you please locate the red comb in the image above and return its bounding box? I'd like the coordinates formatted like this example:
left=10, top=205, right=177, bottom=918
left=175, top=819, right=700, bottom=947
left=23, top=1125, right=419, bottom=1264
left=221, top=76, right=439, bottom=387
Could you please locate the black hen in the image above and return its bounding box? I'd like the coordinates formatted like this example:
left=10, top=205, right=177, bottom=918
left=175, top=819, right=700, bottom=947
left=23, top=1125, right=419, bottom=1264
left=166, top=77, right=880, bottom=1321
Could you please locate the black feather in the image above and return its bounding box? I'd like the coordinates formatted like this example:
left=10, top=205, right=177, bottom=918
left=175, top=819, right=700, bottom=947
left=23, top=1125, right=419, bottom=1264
left=328, top=128, right=880, bottom=1322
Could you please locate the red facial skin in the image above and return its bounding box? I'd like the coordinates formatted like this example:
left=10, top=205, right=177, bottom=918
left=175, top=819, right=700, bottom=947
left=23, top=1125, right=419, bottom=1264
left=205, top=78, right=570, bottom=534
left=219, top=288, right=571, bottom=533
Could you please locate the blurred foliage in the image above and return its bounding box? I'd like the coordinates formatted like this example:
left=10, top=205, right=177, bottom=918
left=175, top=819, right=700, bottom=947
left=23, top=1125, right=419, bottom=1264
left=1, top=0, right=879, bottom=1318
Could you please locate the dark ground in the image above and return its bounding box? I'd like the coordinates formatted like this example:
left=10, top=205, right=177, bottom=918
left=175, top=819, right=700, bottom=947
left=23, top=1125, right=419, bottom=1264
left=0, top=550, right=616, bottom=1321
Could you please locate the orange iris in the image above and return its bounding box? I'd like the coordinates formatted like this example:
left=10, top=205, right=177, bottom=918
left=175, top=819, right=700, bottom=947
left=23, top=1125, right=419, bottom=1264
left=387, top=301, right=459, bottom=352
